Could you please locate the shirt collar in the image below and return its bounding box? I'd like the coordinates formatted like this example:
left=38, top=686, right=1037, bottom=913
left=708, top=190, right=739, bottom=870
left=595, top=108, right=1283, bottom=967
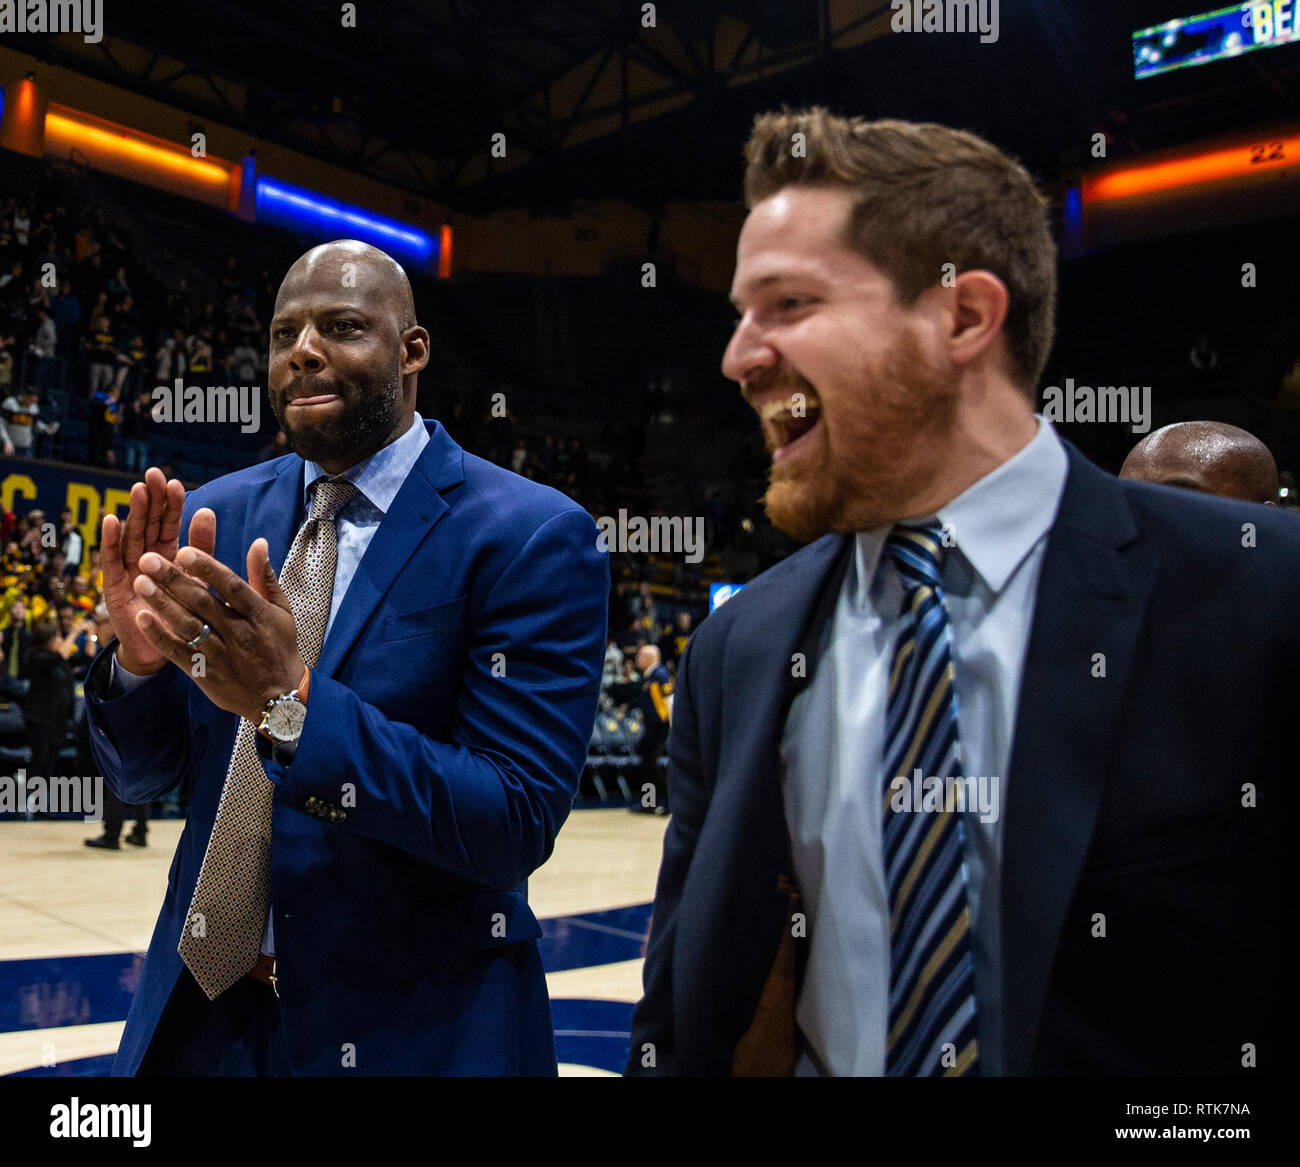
left=850, top=416, right=1069, bottom=607
left=302, top=410, right=429, bottom=515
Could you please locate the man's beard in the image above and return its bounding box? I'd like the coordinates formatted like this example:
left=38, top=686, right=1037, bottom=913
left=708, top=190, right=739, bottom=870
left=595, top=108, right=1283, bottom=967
left=273, top=371, right=402, bottom=464
left=762, top=330, right=956, bottom=542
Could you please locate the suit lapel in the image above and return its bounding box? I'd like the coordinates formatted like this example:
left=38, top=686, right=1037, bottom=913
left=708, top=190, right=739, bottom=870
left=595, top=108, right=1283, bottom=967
left=240, top=457, right=302, bottom=593
left=1000, top=443, right=1159, bottom=1074
left=315, top=421, right=464, bottom=676
left=721, top=535, right=853, bottom=880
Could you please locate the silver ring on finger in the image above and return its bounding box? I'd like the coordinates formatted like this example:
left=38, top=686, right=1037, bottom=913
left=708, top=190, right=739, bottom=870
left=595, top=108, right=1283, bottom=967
left=186, top=622, right=212, bottom=649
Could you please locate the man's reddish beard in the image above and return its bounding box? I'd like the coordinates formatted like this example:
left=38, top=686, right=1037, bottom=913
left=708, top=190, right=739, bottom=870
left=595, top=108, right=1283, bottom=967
left=761, top=329, right=956, bottom=542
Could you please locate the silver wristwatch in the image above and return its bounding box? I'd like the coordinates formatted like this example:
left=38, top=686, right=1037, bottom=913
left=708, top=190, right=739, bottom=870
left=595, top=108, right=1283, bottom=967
left=258, top=690, right=308, bottom=743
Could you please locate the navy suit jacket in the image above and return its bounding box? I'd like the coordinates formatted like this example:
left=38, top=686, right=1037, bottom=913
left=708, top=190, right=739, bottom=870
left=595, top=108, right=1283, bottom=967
left=87, top=418, right=609, bottom=1075
left=627, top=442, right=1286, bottom=1076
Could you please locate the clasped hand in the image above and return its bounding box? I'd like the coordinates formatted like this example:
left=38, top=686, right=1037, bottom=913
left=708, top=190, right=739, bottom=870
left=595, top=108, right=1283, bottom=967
left=132, top=536, right=306, bottom=725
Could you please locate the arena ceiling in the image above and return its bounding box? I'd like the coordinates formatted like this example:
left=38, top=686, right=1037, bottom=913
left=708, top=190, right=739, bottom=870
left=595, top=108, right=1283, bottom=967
left=18, top=0, right=1300, bottom=215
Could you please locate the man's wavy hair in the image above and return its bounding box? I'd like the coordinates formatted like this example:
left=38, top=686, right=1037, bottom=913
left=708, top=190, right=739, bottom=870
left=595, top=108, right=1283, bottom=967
left=743, top=107, right=1057, bottom=394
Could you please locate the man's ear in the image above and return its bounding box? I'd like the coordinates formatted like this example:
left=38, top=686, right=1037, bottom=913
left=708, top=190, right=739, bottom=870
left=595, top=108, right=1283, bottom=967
left=945, top=270, right=1010, bottom=369
left=402, top=326, right=431, bottom=376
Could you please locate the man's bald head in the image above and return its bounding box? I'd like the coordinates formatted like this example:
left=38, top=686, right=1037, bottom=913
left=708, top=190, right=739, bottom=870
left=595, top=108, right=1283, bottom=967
left=267, top=239, right=429, bottom=474
left=1120, top=421, right=1279, bottom=505
left=277, top=239, right=416, bottom=330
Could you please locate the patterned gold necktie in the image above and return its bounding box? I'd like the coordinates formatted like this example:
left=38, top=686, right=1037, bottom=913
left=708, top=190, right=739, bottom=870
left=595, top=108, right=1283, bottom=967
left=178, top=476, right=358, bottom=1000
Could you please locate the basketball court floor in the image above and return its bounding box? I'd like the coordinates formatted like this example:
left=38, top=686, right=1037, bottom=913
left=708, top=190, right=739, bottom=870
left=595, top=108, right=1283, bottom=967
left=0, top=809, right=667, bottom=1076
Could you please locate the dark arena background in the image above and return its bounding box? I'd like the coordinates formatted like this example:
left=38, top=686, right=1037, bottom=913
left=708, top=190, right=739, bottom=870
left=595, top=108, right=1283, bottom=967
left=0, top=0, right=1290, bottom=1144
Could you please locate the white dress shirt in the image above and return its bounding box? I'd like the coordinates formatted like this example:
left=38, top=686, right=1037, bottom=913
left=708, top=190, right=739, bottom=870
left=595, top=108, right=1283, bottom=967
left=109, top=412, right=431, bottom=955
left=781, top=416, right=1069, bottom=1076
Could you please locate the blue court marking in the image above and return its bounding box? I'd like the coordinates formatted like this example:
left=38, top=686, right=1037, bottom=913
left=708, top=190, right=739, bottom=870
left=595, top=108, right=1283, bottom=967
left=6, top=1001, right=635, bottom=1077
left=538, top=903, right=651, bottom=971
left=0, top=904, right=652, bottom=1037
left=551, top=998, right=634, bottom=1074
left=12, top=1003, right=635, bottom=1077
left=0, top=902, right=654, bottom=1074
left=0, top=952, right=142, bottom=1035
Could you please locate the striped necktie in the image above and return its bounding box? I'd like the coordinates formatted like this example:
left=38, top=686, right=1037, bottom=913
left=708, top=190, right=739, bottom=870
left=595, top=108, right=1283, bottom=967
left=178, top=476, right=358, bottom=1000
left=880, top=524, right=980, bottom=1077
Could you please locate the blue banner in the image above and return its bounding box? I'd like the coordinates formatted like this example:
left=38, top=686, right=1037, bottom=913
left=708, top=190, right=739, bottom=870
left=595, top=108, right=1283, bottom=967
left=1, top=456, right=139, bottom=559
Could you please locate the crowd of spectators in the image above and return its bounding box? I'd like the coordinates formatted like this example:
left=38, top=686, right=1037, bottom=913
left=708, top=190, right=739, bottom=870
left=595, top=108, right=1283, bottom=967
left=0, top=504, right=102, bottom=686
left=0, top=503, right=105, bottom=820
left=1, top=184, right=278, bottom=469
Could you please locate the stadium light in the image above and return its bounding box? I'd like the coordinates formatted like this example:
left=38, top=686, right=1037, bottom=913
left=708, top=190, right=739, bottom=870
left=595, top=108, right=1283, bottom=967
left=255, top=177, right=434, bottom=267
left=44, top=109, right=232, bottom=186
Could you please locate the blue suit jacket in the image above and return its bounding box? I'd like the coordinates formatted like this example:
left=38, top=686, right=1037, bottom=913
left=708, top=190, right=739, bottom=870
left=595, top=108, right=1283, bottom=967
left=627, top=442, right=1286, bottom=1075
left=87, top=418, right=609, bottom=1075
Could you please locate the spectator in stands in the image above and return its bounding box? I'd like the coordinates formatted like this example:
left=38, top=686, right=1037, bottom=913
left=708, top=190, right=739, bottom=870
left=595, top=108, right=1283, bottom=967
left=11, top=205, right=30, bottom=250
left=19, top=620, right=74, bottom=797
left=59, top=509, right=83, bottom=577
left=154, top=336, right=177, bottom=385
left=113, top=292, right=140, bottom=340
left=30, top=307, right=56, bottom=358
left=1, top=388, right=58, bottom=458
left=51, top=278, right=80, bottom=354
left=232, top=336, right=260, bottom=384
left=188, top=336, right=213, bottom=379
left=0, top=350, right=13, bottom=398
left=54, top=602, right=96, bottom=679
left=631, top=643, right=673, bottom=815
left=602, top=637, right=624, bottom=690
left=17, top=509, right=45, bottom=566
left=10, top=515, right=31, bottom=555
left=86, top=289, right=109, bottom=332
left=629, top=581, right=665, bottom=645
left=119, top=387, right=153, bottom=472
left=33, top=556, right=69, bottom=619
left=88, top=382, right=122, bottom=467
left=85, top=315, right=117, bottom=395
left=107, top=264, right=130, bottom=299
left=26, top=277, right=51, bottom=317
left=114, top=332, right=146, bottom=393
left=1120, top=421, right=1280, bottom=505
left=68, top=574, right=96, bottom=614
left=661, top=610, right=692, bottom=667
left=0, top=598, right=29, bottom=697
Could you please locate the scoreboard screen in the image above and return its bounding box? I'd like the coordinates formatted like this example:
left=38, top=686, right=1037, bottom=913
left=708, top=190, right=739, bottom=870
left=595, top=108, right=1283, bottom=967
left=1134, top=2, right=1299, bottom=79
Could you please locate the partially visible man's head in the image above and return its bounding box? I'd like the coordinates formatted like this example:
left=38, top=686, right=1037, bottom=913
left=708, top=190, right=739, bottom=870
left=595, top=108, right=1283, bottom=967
left=1120, top=421, right=1279, bottom=505
left=724, top=108, right=1057, bottom=540
left=636, top=644, right=661, bottom=672
left=268, top=240, right=429, bottom=472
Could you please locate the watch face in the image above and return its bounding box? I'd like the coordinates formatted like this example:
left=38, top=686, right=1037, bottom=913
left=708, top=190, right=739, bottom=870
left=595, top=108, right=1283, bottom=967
left=266, top=698, right=307, bottom=741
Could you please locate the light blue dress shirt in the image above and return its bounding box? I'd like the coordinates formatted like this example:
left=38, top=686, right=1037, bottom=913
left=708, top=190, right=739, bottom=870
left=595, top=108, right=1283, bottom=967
left=110, top=411, right=431, bottom=955
left=781, top=416, right=1068, bottom=1076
